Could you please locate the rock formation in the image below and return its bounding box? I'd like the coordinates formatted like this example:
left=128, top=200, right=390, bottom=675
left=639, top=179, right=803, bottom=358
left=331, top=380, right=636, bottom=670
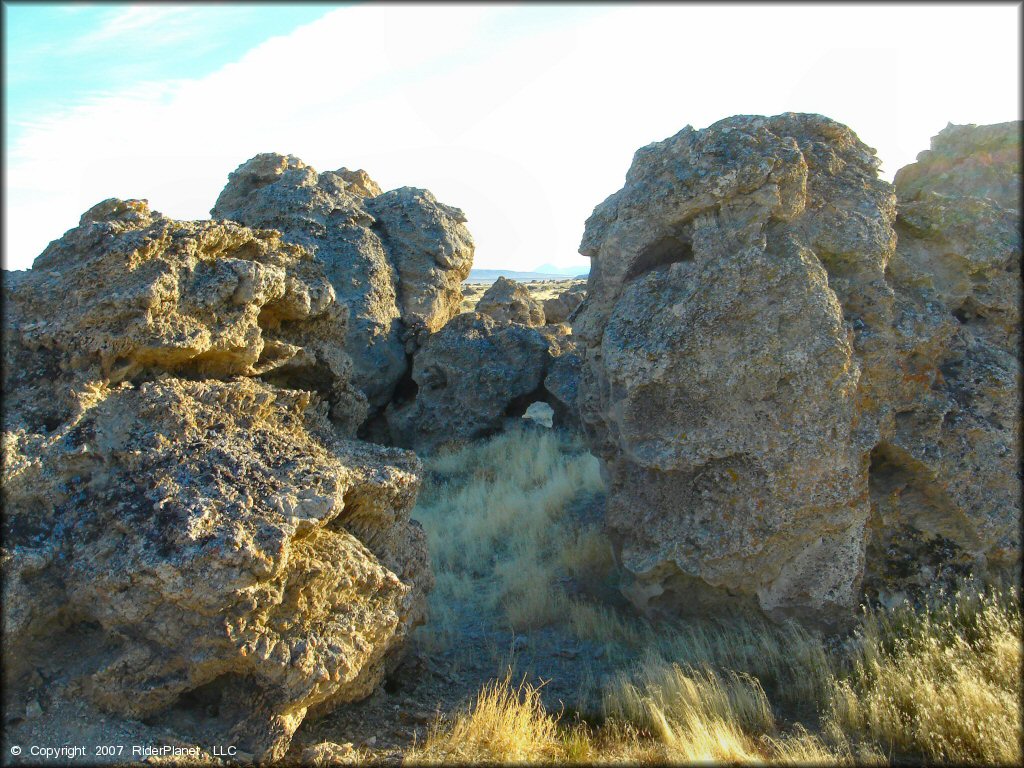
left=385, top=312, right=550, bottom=451
left=542, top=282, right=586, bottom=324
left=2, top=200, right=433, bottom=760
left=543, top=349, right=583, bottom=431
left=865, top=121, right=1021, bottom=603
left=476, top=276, right=546, bottom=327
left=575, top=114, right=1020, bottom=628
left=210, top=154, right=473, bottom=423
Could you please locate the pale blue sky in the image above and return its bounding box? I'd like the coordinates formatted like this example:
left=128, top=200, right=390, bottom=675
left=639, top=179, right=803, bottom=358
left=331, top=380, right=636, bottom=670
left=5, top=3, right=334, bottom=144
left=3, top=2, right=1020, bottom=271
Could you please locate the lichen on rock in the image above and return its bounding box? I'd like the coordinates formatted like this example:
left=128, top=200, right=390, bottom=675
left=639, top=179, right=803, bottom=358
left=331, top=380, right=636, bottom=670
left=211, top=154, right=474, bottom=422
left=2, top=199, right=434, bottom=760
left=575, top=114, right=1021, bottom=628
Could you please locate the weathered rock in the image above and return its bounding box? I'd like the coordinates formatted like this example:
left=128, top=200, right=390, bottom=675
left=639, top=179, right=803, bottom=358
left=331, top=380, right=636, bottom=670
left=365, top=188, right=475, bottom=337
left=211, top=154, right=473, bottom=419
left=475, top=276, right=545, bottom=326
left=300, top=741, right=359, bottom=766
left=542, top=282, right=586, bottom=324
left=864, top=122, right=1021, bottom=604
left=576, top=113, right=1021, bottom=628
left=543, top=349, right=583, bottom=430
left=892, top=121, right=1020, bottom=210
left=385, top=312, right=549, bottom=452
left=6, top=198, right=365, bottom=432
left=2, top=201, right=433, bottom=760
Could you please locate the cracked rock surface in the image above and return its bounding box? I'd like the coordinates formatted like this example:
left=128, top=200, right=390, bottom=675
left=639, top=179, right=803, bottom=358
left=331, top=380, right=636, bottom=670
left=2, top=200, right=433, bottom=760
left=211, top=154, right=473, bottom=423
left=575, top=114, right=1020, bottom=628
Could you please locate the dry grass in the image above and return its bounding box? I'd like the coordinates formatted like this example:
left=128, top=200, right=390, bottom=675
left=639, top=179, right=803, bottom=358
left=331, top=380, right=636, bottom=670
left=409, top=427, right=1022, bottom=765
left=829, top=585, right=1022, bottom=765
left=413, top=425, right=604, bottom=645
left=407, top=673, right=574, bottom=764
left=408, top=664, right=861, bottom=765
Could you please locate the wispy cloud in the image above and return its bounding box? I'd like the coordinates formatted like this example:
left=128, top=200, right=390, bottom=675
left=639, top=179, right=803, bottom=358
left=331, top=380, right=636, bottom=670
left=75, top=6, right=191, bottom=44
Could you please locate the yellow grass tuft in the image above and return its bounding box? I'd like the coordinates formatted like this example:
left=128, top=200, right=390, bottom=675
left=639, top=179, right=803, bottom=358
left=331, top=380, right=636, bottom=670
left=414, top=425, right=603, bottom=636
left=409, top=427, right=1021, bottom=765
left=828, top=585, right=1022, bottom=765
left=405, top=673, right=568, bottom=764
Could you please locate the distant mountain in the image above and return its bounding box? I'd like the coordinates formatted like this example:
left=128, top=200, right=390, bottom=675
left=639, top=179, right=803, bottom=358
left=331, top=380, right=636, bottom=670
left=465, top=268, right=588, bottom=284
left=532, top=262, right=590, bottom=276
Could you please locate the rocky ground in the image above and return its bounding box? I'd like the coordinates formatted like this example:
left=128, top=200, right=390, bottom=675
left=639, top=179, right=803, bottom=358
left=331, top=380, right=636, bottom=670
left=460, top=278, right=586, bottom=314
left=4, top=428, right=622, bottom=767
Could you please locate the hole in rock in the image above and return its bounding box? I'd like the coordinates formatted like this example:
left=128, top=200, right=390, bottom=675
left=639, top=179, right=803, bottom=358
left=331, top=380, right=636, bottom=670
left=503, top=384, right=549, bottom=421
left=41, top=414, right=63, bottom=433
left=625, top=235, right=694, bottom=283
left=389, top=355, right=419, bottom=406
left=148, top=671, right=249, bottom=727
left=258, top=359, right=335, bottom=401
left=951, top=297, right=985, bottom=325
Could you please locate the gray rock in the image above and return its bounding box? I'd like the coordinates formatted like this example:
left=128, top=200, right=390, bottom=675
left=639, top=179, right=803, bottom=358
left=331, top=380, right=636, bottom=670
left=476, top=276, right=545, bottom=327
left=542, top=283, right=586, bottom=324
left=386, top=312, right=549, bottom=452
left=366, top=188, right=475, bottom=338
left=212, top=155, right=473, bottom=421
left=864, top=121, right=1021, bottom=602
left=543, top=350, right=583, bottom=431
left=576, top=113, right=1021, bottom=628
left=1, top=202, right=434, bottom=761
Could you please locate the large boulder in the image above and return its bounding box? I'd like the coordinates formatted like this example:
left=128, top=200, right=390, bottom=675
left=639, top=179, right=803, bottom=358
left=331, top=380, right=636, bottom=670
left=864, top=121, right=1021, bottom=603
left=385, top=312, right=549, bottom=451
left=2, top=201, right=433, bottom=760
left=575, top=114, right=1020, bottom=628
left=211, top=154, right=473, bottom=419
left=365, top=188, right=476, bottom=338
left=476, top=276, right=546, bottom=327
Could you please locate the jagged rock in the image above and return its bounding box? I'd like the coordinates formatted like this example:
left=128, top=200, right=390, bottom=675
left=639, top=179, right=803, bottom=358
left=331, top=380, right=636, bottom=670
left=892, top=121, right=1020, bottom=209
left=543, top=349, right=583, bottom=430
left=542, top=283, right=586, bottom=324
left=576, top=113, right=1020, bottom=628
left=365, top=188, right=475, bottom=337
left=300, top=741, right=359, bottom=766
left=5, top=198, right=365, bottom=432
left=211, top=154, right=473, bottom=418
left=385, top=312, right=549, bottom=451
left=864, top=122, right=1021, bottom=603
left=2, top=201, right=433, bottom=760
left=475, top=276, right=545, bottom=326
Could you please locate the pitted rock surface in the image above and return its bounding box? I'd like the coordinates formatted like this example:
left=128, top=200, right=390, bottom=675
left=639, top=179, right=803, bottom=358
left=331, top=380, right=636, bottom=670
left=476, top=276, right=546, bottom=327
left=385, top=312, right=549, bottom=452
left=2, top=201, right=433, bottom=760
left=211, top=154, right=473, bottom=419
left=542, top=282, right=587, bottom=325
left=576, top=114, right=1020, bottom=627
left=865, top=121, right=1021, bottom=603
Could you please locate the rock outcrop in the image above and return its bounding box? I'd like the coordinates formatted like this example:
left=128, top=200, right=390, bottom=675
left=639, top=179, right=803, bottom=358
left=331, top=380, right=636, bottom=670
left=211, top=154, right=473, bottom=422
left=2, top=200, right=433, bottom=760
left=542, top=282, right=586, bottom=324
left=543, top=349, right=583, bottom=431
left=865, top=121, right=1021, bottom=603
left=476, top=276, right=546, bottom=327
left=385, top=312, right=550, bottom=451
left=575, top=114, right=1020, bottom=628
